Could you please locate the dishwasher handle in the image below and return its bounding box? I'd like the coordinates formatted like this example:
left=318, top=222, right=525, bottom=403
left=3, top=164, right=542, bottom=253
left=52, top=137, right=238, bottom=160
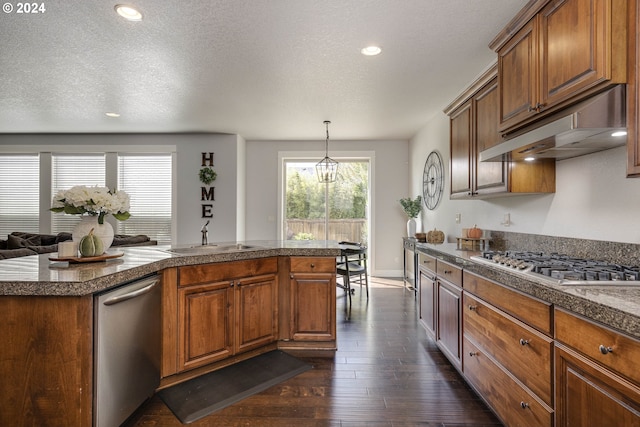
left=103, top=277, right=160, bottom=306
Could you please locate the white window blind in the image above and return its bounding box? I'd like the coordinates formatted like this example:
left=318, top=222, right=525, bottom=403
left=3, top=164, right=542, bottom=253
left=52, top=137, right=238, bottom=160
left=0, top=154, right=40, bottom=237
left=51, top=154, right=106, bottom=233
left=117, top=154, right=172, bottom=244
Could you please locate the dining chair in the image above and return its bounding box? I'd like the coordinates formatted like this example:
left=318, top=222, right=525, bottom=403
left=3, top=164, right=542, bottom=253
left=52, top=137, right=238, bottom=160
left=336, top=241, right=369, bottom=305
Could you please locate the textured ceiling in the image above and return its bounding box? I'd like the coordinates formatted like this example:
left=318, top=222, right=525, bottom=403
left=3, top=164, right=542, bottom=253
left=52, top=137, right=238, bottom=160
left=0, top=0, right=529, bottom=140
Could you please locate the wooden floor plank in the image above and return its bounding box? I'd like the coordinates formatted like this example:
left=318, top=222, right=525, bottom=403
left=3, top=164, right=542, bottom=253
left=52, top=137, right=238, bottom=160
left=126, top=280, right=503, bottom=426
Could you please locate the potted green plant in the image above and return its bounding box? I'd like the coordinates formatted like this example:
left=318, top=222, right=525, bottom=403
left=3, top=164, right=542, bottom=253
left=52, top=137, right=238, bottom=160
left=399, top=195, right=422, bottom=237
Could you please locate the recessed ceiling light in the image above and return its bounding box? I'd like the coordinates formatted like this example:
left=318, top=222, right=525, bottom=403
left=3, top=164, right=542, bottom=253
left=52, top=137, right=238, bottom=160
left=361, top=46, right=382, bottom=56
left=115, top=4, right=142, bottom=21
left=612, top=130, right=627, bottom=137
left=105, top=112, right=120, bottom=118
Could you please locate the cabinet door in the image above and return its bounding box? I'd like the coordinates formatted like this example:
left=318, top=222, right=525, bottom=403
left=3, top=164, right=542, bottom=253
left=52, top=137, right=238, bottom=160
left=437, top=279, right=462, bottom=369
left=290, top=272, right=336, bottom=341
left=235, top=274, right=278, bottom=353
left=178, top=281, right=234, bottom=371
left=555, top=344, right=640, bottom=427
left=474, top=79, right=508, bottom=194
left=450, top=101, right=473, bottom=197
left=539, top=0, right=611, bottom=108
left=498, top=18, right=538, bottom=130
left=419, top=267, right=436, bottom=338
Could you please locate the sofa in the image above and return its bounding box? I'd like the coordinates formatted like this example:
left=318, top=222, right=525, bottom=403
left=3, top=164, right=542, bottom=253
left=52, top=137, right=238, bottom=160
left=0, top=231, right=157, bottom=260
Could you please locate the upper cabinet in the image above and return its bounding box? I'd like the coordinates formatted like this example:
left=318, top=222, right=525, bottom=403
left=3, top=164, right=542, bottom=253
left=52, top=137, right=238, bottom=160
left=627, top=0, right=640, bottom=177
left=445, top=65, right=556, bottom=199
left=491, top=0, right=628, bottom=135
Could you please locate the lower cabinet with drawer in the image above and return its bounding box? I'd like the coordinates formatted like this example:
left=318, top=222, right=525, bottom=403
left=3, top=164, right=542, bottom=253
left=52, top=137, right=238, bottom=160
left=287, top=256, right=337, bottom=345
left=436, top=259, right=464, bottom=370
left=554, top=308, right=640, bottom=427
left=462, top=271, right=554, bottom=427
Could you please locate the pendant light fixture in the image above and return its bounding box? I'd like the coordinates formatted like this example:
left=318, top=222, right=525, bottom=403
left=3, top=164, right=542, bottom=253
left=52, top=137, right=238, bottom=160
left=316, top=120, right=339, bottom=183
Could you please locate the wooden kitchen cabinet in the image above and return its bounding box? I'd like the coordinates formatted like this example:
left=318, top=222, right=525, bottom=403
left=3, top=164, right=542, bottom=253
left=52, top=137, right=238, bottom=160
left=493, top=0, right=627, bottom=134
left=464, top=338, right=554, bottom=427
left=418, top=252, right=437, bottom=338
left=289, top=256, right=336, bottom=342
left=555, top=307, right=640, bottom=426
left=627, top=0, right=640, bottom=177
left=446, top=65, right=556, bottom=199
left=464, top=293, right=553, bottom=406
left=175, top=258, right=278, bottom=373
left=0, top=296, right=93, bottom=427
left=462, top=270, right=554, bottom=425
left=435, top=259, right=463, bottom=370
left=178, top=280, right=234, bottom=370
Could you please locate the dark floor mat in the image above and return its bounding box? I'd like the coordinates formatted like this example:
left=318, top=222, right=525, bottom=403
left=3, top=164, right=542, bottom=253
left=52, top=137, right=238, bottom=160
left=158, top=350, right=312, bottom=424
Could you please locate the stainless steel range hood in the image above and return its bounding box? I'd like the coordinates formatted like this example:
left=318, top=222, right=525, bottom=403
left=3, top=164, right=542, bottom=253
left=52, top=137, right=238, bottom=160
left=479, top=85, right=627, bottom=162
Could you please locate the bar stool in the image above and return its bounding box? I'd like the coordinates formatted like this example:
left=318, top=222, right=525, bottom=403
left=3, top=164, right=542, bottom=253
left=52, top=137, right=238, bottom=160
left=336, top=241, right=369, bottom=305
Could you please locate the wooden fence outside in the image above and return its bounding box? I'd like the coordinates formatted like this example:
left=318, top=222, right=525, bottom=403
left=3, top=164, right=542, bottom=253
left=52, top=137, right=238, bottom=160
left=286, top=219, right=367, bottom=245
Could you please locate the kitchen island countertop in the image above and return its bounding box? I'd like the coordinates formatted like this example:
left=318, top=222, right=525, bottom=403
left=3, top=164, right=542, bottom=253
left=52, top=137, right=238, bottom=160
left=415, top=242, right=640, bottom=340
left=0, top=240, right=341, bottom=296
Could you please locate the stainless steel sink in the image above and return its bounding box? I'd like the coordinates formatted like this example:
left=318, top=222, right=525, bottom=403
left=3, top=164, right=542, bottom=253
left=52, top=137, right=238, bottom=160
left=167, top=243, right=263, bottom=255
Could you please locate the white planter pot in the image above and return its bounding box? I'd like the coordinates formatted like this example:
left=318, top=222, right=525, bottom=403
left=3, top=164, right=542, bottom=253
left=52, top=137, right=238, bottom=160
left=407, top=218, right=417, bottom=238
left=72, top=216, right=114, bottom=250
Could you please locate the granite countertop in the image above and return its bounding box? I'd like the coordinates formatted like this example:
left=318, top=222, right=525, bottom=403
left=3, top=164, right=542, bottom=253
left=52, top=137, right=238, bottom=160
left=0, top=240, right=341, bottom=297
left=414, top=242, right=640, bottom=340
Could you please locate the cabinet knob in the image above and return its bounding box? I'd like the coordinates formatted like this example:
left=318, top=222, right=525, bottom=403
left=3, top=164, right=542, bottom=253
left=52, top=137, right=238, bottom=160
left=468, top=305, right=477, bottom=311
left=519, top=338, right=530, bottom=346
left=520, top=402, right=530, bottom=409
left=229, top=281, right=235, bottom=287
left=599, top=345, right=614, bottom=355
left=310, top=263, right=315, bottom=268
left=527, top=105, right=536, bottom=112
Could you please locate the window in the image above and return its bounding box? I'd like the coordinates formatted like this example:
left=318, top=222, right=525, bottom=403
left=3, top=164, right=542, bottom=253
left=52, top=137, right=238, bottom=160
left=0, top=154, right=39, bottom=237
left=117, top=154, right=172, bottom=244
left=284, top=159, right=369, bottom=245
left=51, top=154, right=106, bottom=233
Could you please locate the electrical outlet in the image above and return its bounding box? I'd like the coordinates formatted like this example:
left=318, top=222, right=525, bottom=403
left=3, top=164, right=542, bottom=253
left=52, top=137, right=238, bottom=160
left=455, top=213, right=461, bottom=224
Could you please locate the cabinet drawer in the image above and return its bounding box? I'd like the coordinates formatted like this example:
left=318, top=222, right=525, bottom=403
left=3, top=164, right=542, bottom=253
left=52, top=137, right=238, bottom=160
left=463, top=271, right=552, bottom=335
left=464, top=338, right=554, bottom=427
left=418, top=253, right=436, bottom=275
left=436, top=259, right=462, bottom=287
left=290, top=256, right=335, bottom=273
left=464, top=293, right=553, bottom=406
left=179, top=257, right=278, bottom=286
left=555, top=308, right=640, bottom=385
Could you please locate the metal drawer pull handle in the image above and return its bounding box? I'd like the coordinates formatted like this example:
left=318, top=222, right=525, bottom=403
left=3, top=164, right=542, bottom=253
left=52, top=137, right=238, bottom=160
left=519, top=339, right=530, bottom=346
left=468, top=305, right=477, bottom=311
left=520, top=402, right=530, bottom=409
left=599, top=345, right=614, bottom=355
left=443, top=270, right=452, bottom=274
left=469, top=352, right=478, bottom=357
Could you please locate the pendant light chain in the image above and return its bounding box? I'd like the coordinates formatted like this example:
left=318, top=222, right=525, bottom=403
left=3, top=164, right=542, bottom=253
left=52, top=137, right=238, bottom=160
left=316, top=120, right=339, bottom=183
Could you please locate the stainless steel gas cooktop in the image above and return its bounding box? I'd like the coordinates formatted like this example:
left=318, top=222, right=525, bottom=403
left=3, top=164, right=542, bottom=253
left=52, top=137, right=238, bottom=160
left=470, top=251, right=640, bottom=287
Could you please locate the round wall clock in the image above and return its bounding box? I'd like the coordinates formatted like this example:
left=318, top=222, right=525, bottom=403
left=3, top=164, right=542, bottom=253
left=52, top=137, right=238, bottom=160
left=423, top=151, right=444, bottom=210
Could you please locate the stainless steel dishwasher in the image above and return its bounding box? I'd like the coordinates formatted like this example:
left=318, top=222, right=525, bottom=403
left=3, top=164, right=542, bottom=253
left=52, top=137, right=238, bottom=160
left=94, top=274, right=161, bottom=427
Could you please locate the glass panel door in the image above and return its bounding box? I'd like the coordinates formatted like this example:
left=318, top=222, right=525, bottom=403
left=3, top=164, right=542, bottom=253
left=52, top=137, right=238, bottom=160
left=284, top=160, right=369, bottom=245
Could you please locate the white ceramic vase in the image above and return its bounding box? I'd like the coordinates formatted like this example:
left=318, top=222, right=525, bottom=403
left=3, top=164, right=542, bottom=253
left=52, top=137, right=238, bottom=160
left=72, top=216, right=114, bottom=250
left=407, top=218, right=417, bottom=238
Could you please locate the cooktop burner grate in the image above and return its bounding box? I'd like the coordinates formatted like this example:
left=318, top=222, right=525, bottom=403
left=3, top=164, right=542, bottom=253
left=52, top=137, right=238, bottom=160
left=471, top=251, right=640, bottom=286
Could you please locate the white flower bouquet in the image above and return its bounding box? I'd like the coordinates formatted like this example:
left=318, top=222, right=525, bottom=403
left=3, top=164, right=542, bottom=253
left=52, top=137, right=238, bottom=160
left=51, top=185, right=131, bottom=224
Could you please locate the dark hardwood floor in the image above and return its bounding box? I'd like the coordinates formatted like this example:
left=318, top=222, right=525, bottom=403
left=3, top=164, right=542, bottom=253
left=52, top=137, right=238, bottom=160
left=127, top=278, right=503, bottom=427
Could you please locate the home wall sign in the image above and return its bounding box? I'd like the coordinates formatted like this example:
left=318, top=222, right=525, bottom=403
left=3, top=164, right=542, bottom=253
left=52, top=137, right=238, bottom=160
left=200, top=152, right=217, bottom=218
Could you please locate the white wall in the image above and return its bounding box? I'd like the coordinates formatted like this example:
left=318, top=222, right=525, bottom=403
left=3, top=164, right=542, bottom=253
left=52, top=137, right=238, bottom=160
left=245, top=139, right=409, bottom=276
left=410, top=113, right=640, bottom=245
